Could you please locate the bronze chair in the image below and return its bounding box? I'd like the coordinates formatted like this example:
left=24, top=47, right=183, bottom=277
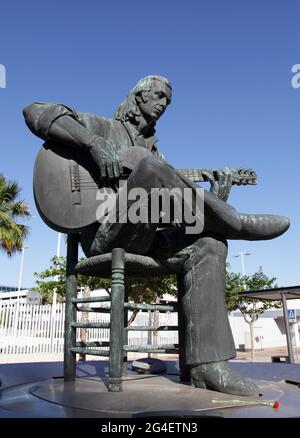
left=63, top=234, right=189, bottom=391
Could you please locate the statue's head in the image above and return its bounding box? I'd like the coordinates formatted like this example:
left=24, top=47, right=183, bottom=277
left=115, top=75, right=172, bottom=125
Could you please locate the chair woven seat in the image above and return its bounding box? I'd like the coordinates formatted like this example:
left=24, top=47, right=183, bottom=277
left=75, top=252, right=183, bottom=278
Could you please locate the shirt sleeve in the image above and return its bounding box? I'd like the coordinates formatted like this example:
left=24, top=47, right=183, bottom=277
left=23, top=102, right=83, bottom=141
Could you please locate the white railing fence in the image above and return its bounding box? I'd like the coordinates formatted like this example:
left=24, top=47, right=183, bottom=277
left=0, top=301, right=178, bottom=356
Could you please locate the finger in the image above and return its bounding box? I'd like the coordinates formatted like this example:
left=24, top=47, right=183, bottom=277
left=202, top=171, right=214, bottom=182
left=106, top=162, right=114, bottom=179
left=223, top=170, right=232, bottom=185
left=99, top=162, right=107, bottom=178
left=217, top=174, right=226, bottom=190
left=224, top=172, right=233, bottom=188
left=213, top=170, right=221, bottom=181
left=220, top=185, right=227, bottom=197
left=113, top=161, right=120, bottom=178
left=118, top=160, right=123, bottom=175
left=211, top=182, right=219, bottom=195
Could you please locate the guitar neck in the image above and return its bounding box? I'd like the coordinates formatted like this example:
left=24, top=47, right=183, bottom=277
left=117, top=146, right=257, bottom=186
left=176, top=168, right=257, bottom=186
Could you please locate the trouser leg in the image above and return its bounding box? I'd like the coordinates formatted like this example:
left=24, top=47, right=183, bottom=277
left=89, top=155, right=241, bottom=256
left=181, top=235, right=236, bottom=364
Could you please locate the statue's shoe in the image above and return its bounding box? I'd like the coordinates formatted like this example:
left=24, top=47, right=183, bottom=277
left=191, top=361, right=260, bottom=397
left=230, top=213, right=290, bottom=241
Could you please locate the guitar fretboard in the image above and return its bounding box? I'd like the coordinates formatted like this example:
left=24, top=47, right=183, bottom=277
left=176, top=168, right=257, bottom=185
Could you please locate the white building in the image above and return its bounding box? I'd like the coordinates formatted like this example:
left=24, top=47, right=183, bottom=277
left=0, top=287, right=42, bottom=305
left=229, top=297, right=300, bottom=351
left=0, top=288, right=28, bottom=303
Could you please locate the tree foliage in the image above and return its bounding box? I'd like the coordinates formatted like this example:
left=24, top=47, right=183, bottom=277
left=226, top=266, right=281, bottom=321
left=0, top=174, right=30, bottom=256
left=33, top=256, right=108, bottom=303
left=225, top=266, right=281, bottom=361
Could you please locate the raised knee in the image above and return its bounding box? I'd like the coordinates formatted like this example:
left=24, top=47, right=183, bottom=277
left=139, top=155, right=172, bottom=181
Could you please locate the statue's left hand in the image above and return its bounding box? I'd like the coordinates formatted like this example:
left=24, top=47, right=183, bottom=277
left=202, top=167, right=233, bottom=202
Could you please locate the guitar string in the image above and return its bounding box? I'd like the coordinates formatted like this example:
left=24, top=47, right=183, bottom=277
left=77, top=177, right=255, bottom=185
left=77, top=174, right=255, bottom=181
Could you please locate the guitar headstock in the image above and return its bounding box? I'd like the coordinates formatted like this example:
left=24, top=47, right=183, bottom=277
left=233, top=168, right=257, bottom=185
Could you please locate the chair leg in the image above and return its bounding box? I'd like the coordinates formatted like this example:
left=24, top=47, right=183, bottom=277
left=64, top=234, right=79, bottom=381
left=123, top=284, right=129, bottom=377
left=177, top=274, right=191, bottom=382
left=109, top=248, right=125, bottom=391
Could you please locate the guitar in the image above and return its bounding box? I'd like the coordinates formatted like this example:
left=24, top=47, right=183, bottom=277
left=33, top=143, right=257, bottom=233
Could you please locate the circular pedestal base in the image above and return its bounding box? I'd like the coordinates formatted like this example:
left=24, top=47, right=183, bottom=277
left=26, top=374, right=299, bottom=418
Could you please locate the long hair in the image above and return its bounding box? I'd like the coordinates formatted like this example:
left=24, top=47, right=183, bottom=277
left=114, top=75, right=172, bottom=124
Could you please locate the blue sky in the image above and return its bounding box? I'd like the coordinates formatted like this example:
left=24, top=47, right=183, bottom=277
left=0, top=0, right=300, bottom=288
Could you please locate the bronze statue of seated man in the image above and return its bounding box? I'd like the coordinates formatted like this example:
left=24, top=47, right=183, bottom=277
left=23, top=75, right=289, bottom=397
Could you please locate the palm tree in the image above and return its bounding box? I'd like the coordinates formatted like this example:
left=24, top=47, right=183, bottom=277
left=0, top=174, right=30, bottom=256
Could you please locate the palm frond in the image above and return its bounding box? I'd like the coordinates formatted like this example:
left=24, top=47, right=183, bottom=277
left=7, top=201, right=31, bottom=218
left=0, top=174, right=31, bottom=257
left=0, top=176, right=19, bottom=205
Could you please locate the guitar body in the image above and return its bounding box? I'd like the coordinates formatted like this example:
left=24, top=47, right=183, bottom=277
left=34, top=143, right=257, bottom=233
left=33, top=143, right=152, bottom=233
left=33, top=143, right=105, bottom=233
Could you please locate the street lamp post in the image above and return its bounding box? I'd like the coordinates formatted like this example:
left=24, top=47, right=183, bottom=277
left=18, top=245, right=29, bottom=293
left=56, top=232, right=62, bottom=258
left=53, top=232, right=62, bottom=305
left=50, top=233, right=62, bottom=351
left=234, top=251, right=251, bottom=277
left=13, top=245, right=29, bottom=337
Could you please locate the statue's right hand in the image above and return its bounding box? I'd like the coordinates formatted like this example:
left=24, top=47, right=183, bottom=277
left=89, top=136, right=123, bottom=179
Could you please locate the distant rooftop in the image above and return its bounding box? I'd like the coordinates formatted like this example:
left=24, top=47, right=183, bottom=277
left=0, top=285, right=28, bottom=293
left=238, top=285, right=300, bottom=301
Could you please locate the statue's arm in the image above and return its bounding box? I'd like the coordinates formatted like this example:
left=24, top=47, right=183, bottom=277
left=23, top=102, right=122, bottom=178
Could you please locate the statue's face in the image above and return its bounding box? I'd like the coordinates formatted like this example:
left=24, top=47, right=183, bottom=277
left=137, top=80, right=172, bottom=122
